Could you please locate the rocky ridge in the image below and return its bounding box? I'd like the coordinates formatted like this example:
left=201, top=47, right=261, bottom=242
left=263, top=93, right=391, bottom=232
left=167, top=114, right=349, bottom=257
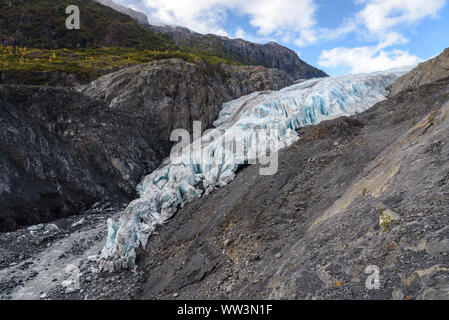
left=149, top=25, right=328, bottom=80
left=389, top=48, right=449, bottom=96
left=0, top=0, right=170, bottom=49
left=82, top=59, right=294, bottom=136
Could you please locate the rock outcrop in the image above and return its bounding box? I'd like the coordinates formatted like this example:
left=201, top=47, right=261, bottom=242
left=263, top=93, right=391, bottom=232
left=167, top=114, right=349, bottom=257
left=149, top=25, right=328, bottom=80
left=389, top=48, right=449, bottom=96
left=0, top=59, right=293, bottom=231
left=0, top=84, right=169, bottom=231
left=82, top=58, right=294, bottom=137
left=137, top=78, right=449, bottom=300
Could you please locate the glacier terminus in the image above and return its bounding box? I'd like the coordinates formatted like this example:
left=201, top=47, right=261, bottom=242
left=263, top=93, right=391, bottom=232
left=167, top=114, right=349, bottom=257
left=99, top=67, right=412, bottom=271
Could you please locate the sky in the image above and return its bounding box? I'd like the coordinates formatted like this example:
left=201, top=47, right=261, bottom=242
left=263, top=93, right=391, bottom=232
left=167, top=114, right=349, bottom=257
left=113, top=0, right=449, bottom=76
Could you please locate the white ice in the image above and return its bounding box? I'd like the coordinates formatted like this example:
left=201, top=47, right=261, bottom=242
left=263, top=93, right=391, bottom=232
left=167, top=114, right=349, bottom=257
left=98, top=68, right=410, bottom=271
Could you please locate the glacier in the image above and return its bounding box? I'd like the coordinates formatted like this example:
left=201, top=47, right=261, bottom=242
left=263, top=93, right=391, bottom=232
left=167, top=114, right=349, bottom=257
left=98, top=68, right=411, bottom=271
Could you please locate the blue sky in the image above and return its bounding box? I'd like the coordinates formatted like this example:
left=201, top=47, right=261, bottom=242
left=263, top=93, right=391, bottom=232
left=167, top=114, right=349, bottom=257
left=113, top=0, right=449, bottom=76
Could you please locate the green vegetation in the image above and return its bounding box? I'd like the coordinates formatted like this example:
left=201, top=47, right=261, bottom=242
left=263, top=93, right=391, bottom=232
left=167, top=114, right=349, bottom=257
left=0, top=45, right=240, bottom=85
left=0, top=0, right=243, bottom=84
left=378, top=209, right=398, bottom=233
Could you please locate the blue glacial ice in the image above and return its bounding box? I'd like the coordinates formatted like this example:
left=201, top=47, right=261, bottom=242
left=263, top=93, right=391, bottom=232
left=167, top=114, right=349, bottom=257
left=98, top=68, right=410, bottom=271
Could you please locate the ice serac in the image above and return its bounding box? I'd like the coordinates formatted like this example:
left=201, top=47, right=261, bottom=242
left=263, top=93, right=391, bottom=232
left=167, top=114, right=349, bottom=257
left=99, top=68, right=411, bottom=271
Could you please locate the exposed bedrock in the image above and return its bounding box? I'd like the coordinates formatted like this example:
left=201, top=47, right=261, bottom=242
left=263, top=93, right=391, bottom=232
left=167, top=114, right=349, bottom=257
left=82, top=58, right=294, bottom=138
left=389, top=47, right=449, bottom=96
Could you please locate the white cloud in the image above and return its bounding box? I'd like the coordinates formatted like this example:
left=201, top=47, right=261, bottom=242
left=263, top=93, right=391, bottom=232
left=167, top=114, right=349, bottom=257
left=141, top=0, right=318, bottom=45
left=375, top=31, right=409, bottom=49
left=317, top=0, right=446, bottom=42
left=240, top=0, right=317, bottom=36
left=318, top=46, right=420, bottom=74
left=141, top=0, right=233, bottom=36
left=319, top=19, right=358, bottom=42
left=234, top=27, right=269, bottom=43
left=357, top=0, right=446, bottom=33
left=317, top=0, right=445, bottom=73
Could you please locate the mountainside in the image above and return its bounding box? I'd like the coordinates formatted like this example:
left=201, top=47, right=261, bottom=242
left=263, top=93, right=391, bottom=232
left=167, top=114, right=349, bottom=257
left=82, top=59, right=294, bottom=136
left=0, top=0, right=325, bottom=87
left=2, top=0, right=448, bottom=302
left=64, top=0, right=328, bottom=80
left=389, top=48, right=449, bottom=96
left=1, top=51, right=449, bottom=300
left=0, top=0, right=169, bottom=49
left=0, top=84, right=157, bottom=230
left=149, top=25, right=328, bottom=80
left=0, top=58, right=293, bottom=231
left=3, top=70, right=446, bottom=300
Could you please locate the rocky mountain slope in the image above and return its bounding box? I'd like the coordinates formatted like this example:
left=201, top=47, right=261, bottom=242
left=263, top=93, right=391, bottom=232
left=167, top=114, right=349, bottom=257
left=0, top=59, right=293, bottom=231
left=389, top=48, right=449, bottom=96
left=0, top=0, right=324, bottom=232
left=133, top=77, right=449, bottom=300
left=0, top=0, right=325, bottom=86
left=2, top=0, right=447, bottom=301
left=2, top=49, right=449, bottom=300
left=150, top=25, right=328, bottom=80
left=82, top=59, right=293, bottom=136
left=8, top=69, right=446, bottom=301
left=92, top=49, right=449, bottom=299
left=79, top=0, right=328, bottom=80
left=98, top=69, right=407, bottom=272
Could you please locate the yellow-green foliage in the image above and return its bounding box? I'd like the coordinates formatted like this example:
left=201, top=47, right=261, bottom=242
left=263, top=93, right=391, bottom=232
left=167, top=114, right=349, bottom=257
left=378, top=209, right=397, bottom=233
left=0, top=45, right=239, bottom=85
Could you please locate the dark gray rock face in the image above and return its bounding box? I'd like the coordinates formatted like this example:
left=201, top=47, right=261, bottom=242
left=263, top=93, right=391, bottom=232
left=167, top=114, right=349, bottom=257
left=0, top=59, right=293, bottom=231
left=137, top=79, right=449, bottom=300
left=149, top=25, right=328, bottom=80
left=221, top=40, right=327, bottom=80
left=0, top=71, right=84, bottom=87
left=82, top=58, right=294, bottom=138
left=0, top=85, right=169, bottom=231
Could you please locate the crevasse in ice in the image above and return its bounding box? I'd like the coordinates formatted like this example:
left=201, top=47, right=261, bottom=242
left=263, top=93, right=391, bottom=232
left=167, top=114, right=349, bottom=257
left=98, top=68, right=410, bottom=271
